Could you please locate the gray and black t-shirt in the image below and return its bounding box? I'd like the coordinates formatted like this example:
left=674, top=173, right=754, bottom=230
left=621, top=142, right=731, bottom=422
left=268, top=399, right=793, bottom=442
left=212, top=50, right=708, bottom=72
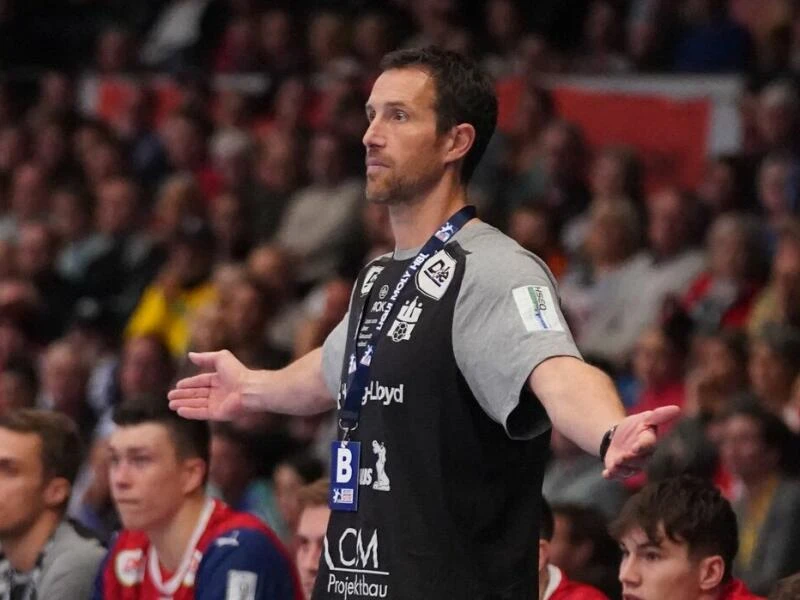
left=315, top=221, right=582, bottom=600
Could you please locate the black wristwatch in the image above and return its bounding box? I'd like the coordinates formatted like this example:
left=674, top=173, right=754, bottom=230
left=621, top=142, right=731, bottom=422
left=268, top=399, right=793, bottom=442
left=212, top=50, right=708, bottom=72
left=599, top=424, right=618, bottom=462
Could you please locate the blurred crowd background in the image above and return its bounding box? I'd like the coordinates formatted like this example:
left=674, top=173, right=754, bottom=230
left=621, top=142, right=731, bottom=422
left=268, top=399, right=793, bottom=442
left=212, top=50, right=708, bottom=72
left=1, top=0, right=800, bottom=597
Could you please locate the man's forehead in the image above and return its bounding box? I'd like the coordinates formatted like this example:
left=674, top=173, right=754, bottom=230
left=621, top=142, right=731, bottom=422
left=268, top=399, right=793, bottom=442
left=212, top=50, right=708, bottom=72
left=0, top=427, right=41, bottom=457
left=109, top=422, right=170, bottom=450
left=367, top=68, right=435, bottom=108
left=621, top=525, right=663, bottom=547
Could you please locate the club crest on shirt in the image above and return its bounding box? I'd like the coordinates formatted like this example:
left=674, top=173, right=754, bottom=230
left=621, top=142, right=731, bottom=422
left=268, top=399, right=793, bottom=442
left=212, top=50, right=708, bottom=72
left=387, top=297, right=423, bottom=342
left=416, top=250, right=456, bottom=300
left=361, top=265, right=384, bottom=296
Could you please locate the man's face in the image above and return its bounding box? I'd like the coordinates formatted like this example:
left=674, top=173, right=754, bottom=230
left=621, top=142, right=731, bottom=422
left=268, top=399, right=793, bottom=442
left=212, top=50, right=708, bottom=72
left=618, top=526, right=704, bottom=600
left=296, top=505, right=331, bottom=599
left=120, top=338, right=168, bottom=399
left=363, top=68, right=447, bottom=205
left=720, top=414, right=775, bottom=482
left=108, top=423, right=197, bottom=532
left=0, top=429, right=48, bottom=538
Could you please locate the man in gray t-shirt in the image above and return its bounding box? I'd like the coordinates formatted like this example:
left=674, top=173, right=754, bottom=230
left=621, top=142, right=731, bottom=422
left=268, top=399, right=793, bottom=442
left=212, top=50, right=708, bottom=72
left=169, top=47, right=679, bottom=598
left=0, top=410, right=105, bottom=600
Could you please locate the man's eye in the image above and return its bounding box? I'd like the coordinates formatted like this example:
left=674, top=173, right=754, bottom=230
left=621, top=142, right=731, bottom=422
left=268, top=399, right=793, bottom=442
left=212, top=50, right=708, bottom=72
left=393, top=111, right=408, bottom=121
left=645, top=551, right=660, bottom=562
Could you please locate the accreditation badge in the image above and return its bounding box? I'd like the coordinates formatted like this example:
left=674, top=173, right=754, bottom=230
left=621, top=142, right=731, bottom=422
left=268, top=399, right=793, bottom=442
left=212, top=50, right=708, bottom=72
left=329, top=441, right=361, bottom=512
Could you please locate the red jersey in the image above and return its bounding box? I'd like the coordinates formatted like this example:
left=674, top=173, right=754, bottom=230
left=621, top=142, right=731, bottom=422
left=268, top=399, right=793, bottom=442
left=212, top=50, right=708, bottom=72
left=94, top=499, right=301, bottom=600
left=543, top=565, right=609, bottom=600
left=719, top=578, right=764, bottom=600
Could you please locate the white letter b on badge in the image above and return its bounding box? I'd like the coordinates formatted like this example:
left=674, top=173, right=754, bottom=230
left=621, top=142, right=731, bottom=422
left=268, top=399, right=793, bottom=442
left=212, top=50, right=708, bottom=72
left=336, top=448, right=352, bottom=482
left=329, top=441, right=360, bottom=512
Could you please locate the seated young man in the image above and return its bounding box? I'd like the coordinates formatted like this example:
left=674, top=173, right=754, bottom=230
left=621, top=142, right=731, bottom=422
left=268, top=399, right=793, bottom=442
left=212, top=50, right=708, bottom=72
left=94, top=397, right=301, bottom=599
left=0, top=409, right=106, bottom=600
left=612, top=475, right=764, bottom=600
left=539, top=498, right=609, bottom=599
left=294, top=478, right=331, bottom=600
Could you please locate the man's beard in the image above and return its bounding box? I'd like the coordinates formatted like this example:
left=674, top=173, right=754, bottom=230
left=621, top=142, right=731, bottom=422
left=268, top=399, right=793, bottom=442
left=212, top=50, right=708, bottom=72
left=366, top=168, right=439, bottom=206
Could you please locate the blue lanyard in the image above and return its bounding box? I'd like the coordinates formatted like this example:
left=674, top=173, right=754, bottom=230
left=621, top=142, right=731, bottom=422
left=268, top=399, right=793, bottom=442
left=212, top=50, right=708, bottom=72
left=338, top=205, right=476, bottom=438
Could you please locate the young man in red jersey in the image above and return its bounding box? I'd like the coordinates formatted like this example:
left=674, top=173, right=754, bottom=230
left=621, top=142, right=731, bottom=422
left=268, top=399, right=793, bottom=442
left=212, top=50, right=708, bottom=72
left=94, top=396, right=301, bottom=599
left=612, top=475, right=763, bottom=600
left=539, top=498, right=608, bottom=599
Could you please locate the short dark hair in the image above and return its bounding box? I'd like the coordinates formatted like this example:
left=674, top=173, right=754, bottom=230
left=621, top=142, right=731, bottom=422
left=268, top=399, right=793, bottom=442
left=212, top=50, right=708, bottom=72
left=380, top=46, right=497, bottom=183
left=610, top=475, right=738, bottom=582
left=540, top=497, right=554, bottom=541
left=112, top=395, right=210, bottom=471
left=0, top=409, right=83, bottom=508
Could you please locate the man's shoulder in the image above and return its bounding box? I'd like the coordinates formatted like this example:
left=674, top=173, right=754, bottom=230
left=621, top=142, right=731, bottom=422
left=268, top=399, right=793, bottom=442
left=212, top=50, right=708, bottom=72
left=46, top=521, right=106, bottom=566
left=552, top=575, right=609, bottom=600
left=199, top=501, right=286, bottom=557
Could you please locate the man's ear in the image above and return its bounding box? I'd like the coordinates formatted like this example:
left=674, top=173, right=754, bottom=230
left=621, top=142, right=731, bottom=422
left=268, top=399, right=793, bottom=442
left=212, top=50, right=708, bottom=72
left=697, top=555, right=725, bottom=592
left=180, top=457, right=207, bottom=496
left=443, top=123, right=476, bottom=166
left=43, top=477, right=70, bottom=511
left=538, top=539, right=550, bottom=573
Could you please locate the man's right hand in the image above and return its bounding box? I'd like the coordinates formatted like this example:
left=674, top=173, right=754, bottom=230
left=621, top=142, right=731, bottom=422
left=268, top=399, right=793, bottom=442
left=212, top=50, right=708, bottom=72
left=168, top=350, right=248, bottom=421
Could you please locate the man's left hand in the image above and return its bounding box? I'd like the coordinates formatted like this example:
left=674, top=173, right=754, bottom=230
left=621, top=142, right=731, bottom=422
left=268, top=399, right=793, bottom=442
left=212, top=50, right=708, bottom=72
left=602, top=405, right=681, bottom=480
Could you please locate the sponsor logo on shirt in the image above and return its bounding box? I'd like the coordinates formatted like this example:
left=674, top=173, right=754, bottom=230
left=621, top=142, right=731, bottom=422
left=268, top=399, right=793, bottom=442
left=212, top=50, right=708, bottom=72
left=325, top=527, right=389, bottom=598
left=360, top=266, right=384, bottom=296
left=387, top=297, right=423, bottom=342
left=416, top=250, right=456, bottom=300
left=378, top=285, right=389, bottom=299
left=115, top=549, right=145, bottom=587
left=512, top=285, right=564, bottom=332
left=362, top=381, right=404, bottom=406
left=359, top=440, right=391, bottom=492
left=226, top=570, right=258, bottom=600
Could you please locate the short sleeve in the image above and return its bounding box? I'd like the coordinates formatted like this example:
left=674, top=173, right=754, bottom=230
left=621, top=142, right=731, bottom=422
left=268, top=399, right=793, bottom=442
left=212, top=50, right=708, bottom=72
left=321, top=315, right=348, bottom=398
left=453, top=242, right=582, bottom=440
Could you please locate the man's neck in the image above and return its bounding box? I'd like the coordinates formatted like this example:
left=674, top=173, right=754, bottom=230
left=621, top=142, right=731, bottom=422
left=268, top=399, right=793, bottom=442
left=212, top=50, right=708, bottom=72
left=538, top=565, right=550, bottom=600
left=1, top=511, right=61, bottom=573
left=389, top=176, right=470, bottom=251
left=148, top=494, right=208, bottom=573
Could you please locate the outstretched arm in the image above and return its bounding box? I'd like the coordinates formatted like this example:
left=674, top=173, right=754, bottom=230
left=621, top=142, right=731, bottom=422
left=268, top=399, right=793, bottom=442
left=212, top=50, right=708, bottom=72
left=168, top=348, right=336, bottom=421
left=529, top=356, right=680, bottom=480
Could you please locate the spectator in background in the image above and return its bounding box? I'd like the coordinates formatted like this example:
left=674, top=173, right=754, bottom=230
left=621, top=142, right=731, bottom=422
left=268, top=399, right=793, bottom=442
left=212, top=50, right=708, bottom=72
left=0, top=356, right=38, bottom=416
left=720, top=400, right=800, bottom=594
left=697, top=156, right=748, bottom=218
left=273, top=454, right=324, bottom=545
left=549, top=503, right=622, bottom=598
left=770, top=571, right=800, bottom=599
left=749, top=220, right=800, bottom=335
left=353, top=12, right=397, bottom=84
left=0, top=410, right=105, bottom=600
left=629, top=320, right=689, bottom=417
left=508, top=204, right=568, bottom=280
left=481, top=0, right=525, bottom=78
left=37, top=340, right=95, bottom=444
left=82, top=177, right=161, bottom=333
left=509, top=120, right=590, bottom=228
left=161, top=109, right=220, bottom=201
left=0, top=126, right=29, bottom=181
left=683, top=213, right=767, bottom=332
left=747, top=324, right=800, bottom=432
left=95, top=26, right=135, bottom=74
left=224, top=276, right=288, bottom=369
left=150, top=173, right=206, bottom=247
left=209, top=423, right=286, bottom=538
left=538, top=499, right=609, bottom=599
left=258, top=9, right=302, bottom=81
left=114, top=86, right=169, bottom=189
left=275, top=131, right=363, bottom=288
left=116, top=335, right=175, bottom=408
left=543, top=426, right=628, bottom=520
left=126, top=218, right=217, bottom=357
left=51, top=186, right=98, bottom=285
left=294, top=478, right=330, bottom=600
left=672, top=0, right=753, bottom=73
left=0, top=163, right=48, bottom=241
left=33, top=120, right=76, bottom=187
left=754, top=80, right=800, bottom=157
left=560, top=199, right=648, bottom=366
left=612, top=475, right=763, bottom=600
left=249, top=133, right=302, bottom=245
left=756, top=153, right=799, bottom=236
left=15, top=221, right=76, bottom=341
left=573, top=0, right=632, bottom=74
left=210, top=191, right=251, bottom=262
left=26, top=72, right=77, bottom=132
left=293, top=277, right=352, bottom=360
left=97, top=397, right=301, bottom=599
